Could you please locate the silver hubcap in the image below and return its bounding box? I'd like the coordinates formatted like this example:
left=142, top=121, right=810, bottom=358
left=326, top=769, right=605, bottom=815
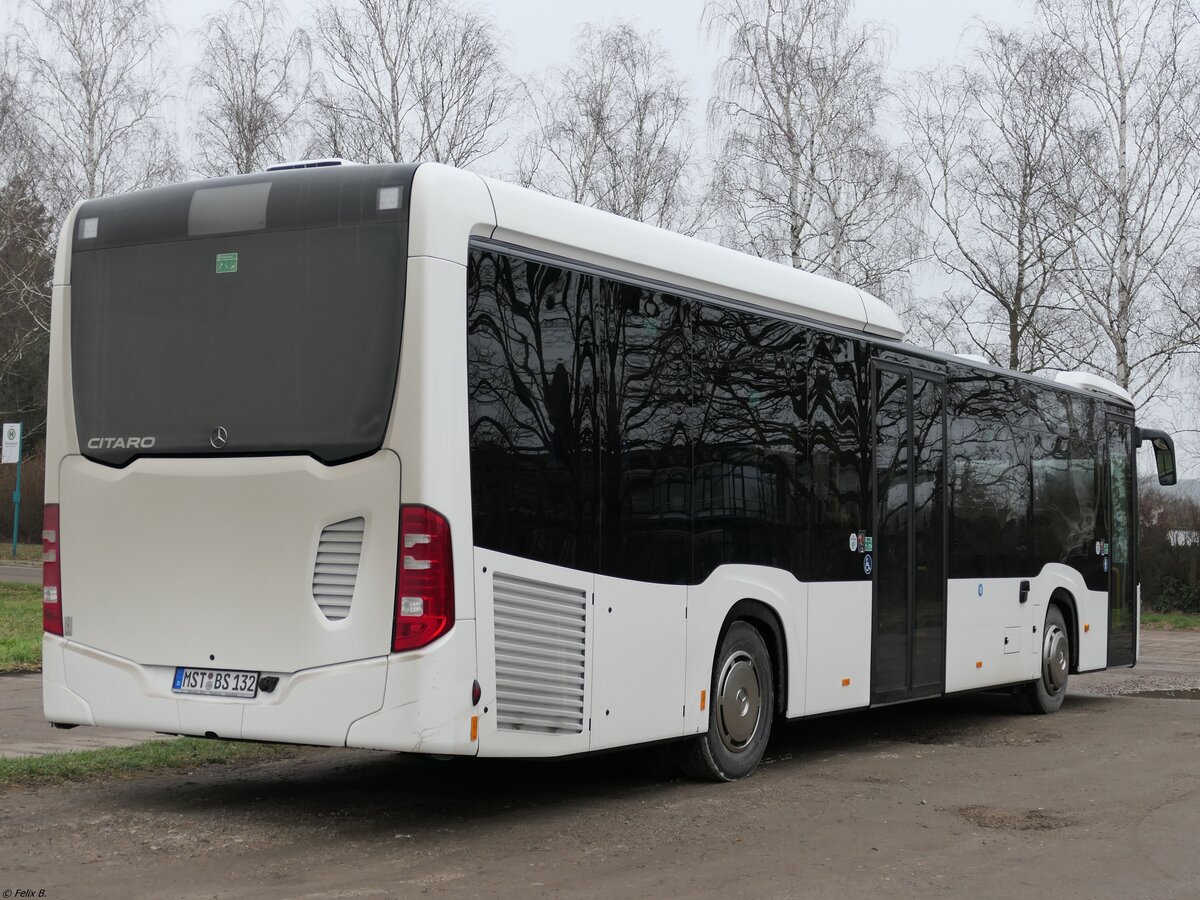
left=716, top=651, right=762, bottom=752
left=1042, top=623, right=1068, bottom=693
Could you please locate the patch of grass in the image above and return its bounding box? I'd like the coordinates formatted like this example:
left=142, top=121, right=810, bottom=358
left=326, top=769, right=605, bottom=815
left=0, top=582, right=41, bottom=672
left=0, top=737, right=303, bottom=790
left=1142, top=611, right=1200, bottom=630
left=0, top=542, right=42, bottom=565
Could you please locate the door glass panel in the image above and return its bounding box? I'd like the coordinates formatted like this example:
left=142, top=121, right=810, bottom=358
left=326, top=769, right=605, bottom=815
left=873, top=368, right=909, bottom=700
left=911, top=377, right=945, bottom=692
left=1107, top=417, right=1135, bottom=665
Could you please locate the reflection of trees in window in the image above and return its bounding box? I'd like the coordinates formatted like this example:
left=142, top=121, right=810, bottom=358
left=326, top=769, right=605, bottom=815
left=1031, top=433, right=1096, bottom=569
left=948, top=363, right=1101, bottom=580
left=467, top=246, right=703, bottom=582
left=600, top=284, right=692, bottom=581
left=693, top=304, right=806, bottom=578
left=467, top=249, right=599, bottom=570
left=911, top=376, right=944, bottom=540
left=949, top=415, right=1029, bottom=577
left=809, top=334, right=872, bottom=581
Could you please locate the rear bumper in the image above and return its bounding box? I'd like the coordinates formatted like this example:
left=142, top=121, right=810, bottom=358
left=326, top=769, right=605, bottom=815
left=42, top=621, right=479, bottom=754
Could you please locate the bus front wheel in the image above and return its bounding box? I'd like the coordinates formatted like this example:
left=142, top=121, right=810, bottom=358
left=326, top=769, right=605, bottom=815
left=1023, top=605, right=1069, bottom=714
left=682, top=621, right=775, bottom=781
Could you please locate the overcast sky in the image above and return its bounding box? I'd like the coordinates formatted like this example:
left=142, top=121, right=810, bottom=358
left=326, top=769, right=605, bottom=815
left=154, top=0, right=1040, bottom=178
left=167, top=0, right=1037, bottom=114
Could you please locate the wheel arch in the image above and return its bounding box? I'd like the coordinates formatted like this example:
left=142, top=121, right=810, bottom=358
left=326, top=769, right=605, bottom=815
left=1048, top=587, right=1081, bottom=672
left=717, top=599, right=788, bottom=715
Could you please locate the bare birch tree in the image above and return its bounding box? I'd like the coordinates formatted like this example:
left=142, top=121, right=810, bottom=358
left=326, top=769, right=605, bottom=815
left=0, top=62, right=54, bottom=435
left=1042, top=0, right=1200, bottom=399
left=309, top=0, right=512, bottom=166
left=14, top=0, right=178, bottom=208
left=516, top=22, right=702, bottom=233
left=189, top=0, right=312, bottom=176
left=703, top=0, right=922, bottom=296
left=903, top=26, right=1089, bottom=372
left=0, top=174, right=54, bottom=436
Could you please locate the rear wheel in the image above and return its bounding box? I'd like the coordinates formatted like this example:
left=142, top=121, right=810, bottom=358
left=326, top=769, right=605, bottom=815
left=1023, top=605, right=1069, bottom=714
left=682, top=621, right=775, bottom=781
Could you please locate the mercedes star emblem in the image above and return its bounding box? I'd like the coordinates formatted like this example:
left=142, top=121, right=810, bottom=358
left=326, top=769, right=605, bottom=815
left=210, top=426, right=228, bottom=449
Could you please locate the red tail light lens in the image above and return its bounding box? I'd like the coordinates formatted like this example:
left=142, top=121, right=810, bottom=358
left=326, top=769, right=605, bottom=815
left=393, top=505, right=454, bottom=652
left=43, top=504, right=63, bottom=636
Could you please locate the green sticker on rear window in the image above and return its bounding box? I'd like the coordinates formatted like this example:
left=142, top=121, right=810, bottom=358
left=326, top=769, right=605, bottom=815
left=216, top=252, right=238, bottom=274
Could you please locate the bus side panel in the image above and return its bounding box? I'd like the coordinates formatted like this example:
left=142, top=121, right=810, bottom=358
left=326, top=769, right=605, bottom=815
left=946, top=565, right=1107, bottom=694
left=472, top=550, right=593, bottom=758
left=591, top=575, right=686, bottom=751
left=685, top=566, right=805, bottom=733
left=945, top=578, right=1033, bottom=692
left=805, top=582, right=871, bottom=715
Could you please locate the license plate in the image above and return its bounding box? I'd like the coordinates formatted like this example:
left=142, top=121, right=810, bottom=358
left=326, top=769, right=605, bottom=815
left=173, top=667, right=259, bottom=698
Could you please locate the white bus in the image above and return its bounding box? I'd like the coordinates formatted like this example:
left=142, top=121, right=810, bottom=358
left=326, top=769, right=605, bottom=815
left=42, top=162, right=1177, bottom=780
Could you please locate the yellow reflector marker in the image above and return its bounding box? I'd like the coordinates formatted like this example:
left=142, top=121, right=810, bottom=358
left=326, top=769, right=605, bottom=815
left=700, top=690, right=707, bottom=711
left=976, top=661, right=983, bottom=669
left=1084, top=623, right=1090, bottom=633
left=470, top=715, right=478, bottom=741
left=841, top=678, right=851, bottom=687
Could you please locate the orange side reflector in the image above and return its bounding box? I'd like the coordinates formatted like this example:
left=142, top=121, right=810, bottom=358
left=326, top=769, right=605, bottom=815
left=470, top=715, right=478, bottom=741
left=841, top=678, right=851, bottom=687
left=976, top=661, right=983, bottom=669
left=700, top=690, right=707, bottom=711
left=1084, top=623, right=1090, bottom=633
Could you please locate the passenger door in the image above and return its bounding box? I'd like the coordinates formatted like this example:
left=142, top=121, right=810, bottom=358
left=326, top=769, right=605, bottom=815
left=871, top=362, right=947, bottom=704
left=1104, top=412, right=1137, bottom=667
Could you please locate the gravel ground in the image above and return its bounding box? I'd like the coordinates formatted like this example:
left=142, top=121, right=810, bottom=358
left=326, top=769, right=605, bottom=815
left=1069, top=629, right=1200, bottom=695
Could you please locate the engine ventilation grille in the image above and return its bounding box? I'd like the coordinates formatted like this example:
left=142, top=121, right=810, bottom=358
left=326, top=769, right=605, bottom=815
left=312, top=517, right=365, bottom=620
left=493, top=572, right=587, bottom=735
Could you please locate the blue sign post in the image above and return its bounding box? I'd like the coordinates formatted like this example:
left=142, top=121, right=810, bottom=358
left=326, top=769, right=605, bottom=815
left=3, top=423, right=22, bottom=558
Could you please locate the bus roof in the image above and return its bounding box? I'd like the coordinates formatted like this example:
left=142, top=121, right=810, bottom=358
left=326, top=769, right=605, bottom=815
left=480, top=174, right=906, bottom=341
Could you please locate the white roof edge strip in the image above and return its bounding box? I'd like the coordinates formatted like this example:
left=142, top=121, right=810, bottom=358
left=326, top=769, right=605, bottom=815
left=478, top=173, right=906, bottom=341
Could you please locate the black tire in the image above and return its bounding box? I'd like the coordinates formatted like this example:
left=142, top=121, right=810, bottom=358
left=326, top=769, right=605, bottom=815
left=1022, top=605, right=1069, bottom=714
left=682, top=621, right=775, bottom=781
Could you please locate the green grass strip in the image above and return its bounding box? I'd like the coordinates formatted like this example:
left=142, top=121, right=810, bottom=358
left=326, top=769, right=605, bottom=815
left=0, top=737, right=302, bottom=789
left=0, top=583, right=41, bottom=672
left=1141, top=611, right=1200, bottom=630
left=0, top=542, right=42, bottom=565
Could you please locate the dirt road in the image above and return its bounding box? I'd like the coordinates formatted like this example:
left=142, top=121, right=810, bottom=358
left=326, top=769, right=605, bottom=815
left=2, top=686, right=1199, bottom=900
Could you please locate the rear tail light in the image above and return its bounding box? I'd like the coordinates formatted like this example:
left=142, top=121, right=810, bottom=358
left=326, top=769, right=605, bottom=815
left=393, top=505, right=454, bottom=652
left=43, top=504, right=63, bottom=635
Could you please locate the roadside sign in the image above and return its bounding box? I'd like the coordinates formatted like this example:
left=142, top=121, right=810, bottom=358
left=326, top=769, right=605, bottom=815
left=2, top=423, right=19, bottom=464
left=3, top=422, right=21, bottom=557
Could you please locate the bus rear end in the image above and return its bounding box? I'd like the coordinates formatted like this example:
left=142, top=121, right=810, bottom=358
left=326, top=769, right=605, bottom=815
left=41, top=163, right=484, bottom=754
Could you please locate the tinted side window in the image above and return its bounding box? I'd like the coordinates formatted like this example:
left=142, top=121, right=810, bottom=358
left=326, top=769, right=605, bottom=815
left=808, top=333, right=871, bottom=581
left=693, top=304, right=807, bottom=580
left=467, top=249, right=599, bottom=570
left=949, top=414, right=1030, bottom=577
left=1028, top=385, right=1068, bottom=436
left=1031, top=432, right=1097, bottom=572
left=598, top=283, right=692, bottom=582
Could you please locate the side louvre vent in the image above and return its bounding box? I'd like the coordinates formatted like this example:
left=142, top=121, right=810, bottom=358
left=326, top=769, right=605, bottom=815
left=313, top=517, right=365, bottom=620
left=493, top=572, right=587, bottom=735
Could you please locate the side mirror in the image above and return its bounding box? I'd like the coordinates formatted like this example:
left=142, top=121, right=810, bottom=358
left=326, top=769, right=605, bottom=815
left=1136, top=427, right=1177, bottom=486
